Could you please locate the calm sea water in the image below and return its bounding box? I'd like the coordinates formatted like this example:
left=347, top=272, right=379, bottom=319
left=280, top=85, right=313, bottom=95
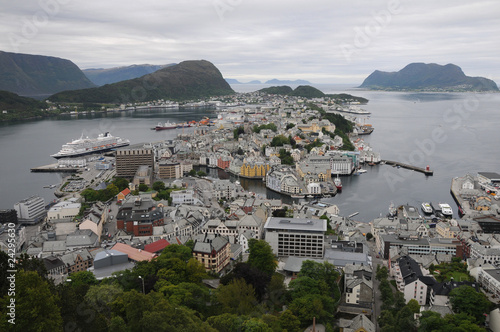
left=1, top=85, right=499, bottom=222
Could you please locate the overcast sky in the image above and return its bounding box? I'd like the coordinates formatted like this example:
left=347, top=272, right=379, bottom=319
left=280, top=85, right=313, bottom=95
left=1, top=0, right=499, bottom=84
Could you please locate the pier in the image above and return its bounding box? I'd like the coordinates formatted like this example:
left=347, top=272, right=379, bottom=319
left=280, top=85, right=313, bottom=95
left=30, top=164, right=81, bottom=173
left=381, top=160, right=433, bottom=175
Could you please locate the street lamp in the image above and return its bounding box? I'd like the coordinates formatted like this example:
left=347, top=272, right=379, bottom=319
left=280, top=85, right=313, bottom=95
left=138, top=276, right=145, bottom=294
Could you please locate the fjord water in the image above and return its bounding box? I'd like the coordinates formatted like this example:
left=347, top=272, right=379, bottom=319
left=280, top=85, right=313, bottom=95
left=1, top=85, right=499, bottom=222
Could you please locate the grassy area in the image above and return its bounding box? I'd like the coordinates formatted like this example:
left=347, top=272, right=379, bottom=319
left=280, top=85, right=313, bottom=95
left=433, top=271, right=472, bottom=282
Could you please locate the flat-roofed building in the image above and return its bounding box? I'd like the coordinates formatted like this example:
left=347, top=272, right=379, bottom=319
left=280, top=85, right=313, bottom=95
left=159, top=160, right=181, bottom=179
left=264, top=217, right=326, bottom=258
left=14, top=195, right=46, bottom=223
left=116, top=144, right=154, bottom=179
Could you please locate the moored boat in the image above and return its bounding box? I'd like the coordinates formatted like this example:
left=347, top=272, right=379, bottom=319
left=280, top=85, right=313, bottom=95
left=334, top=175, right=342, bottom=191
left=421, top=202, right=433, bottom=214
left=51, top=132, right=129, bottom=159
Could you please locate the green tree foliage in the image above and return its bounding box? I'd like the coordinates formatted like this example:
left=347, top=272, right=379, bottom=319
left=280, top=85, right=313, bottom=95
left=138, top=183, right=149, bottom=192
left=406, top=299, right=421, bottom=314
left=233, top=126, right=245, bottom=139
left=221, top=262, right=271, bottom=301
left=279, top=310, right=301, bottom=332
left=418, top=311, right=486, bottom=332
left=286, top=123, right=295, bottom=130
left=278, top=149, right=294, bottom=165
left=69, top=270, right=98, bottom=288
left=366, top=232, right=374, bottom=241
left=197, top=170, right=207, bottom=177
left=188, top=169, right=197, bottom=176
left=207, top=313, right=247, bottom=332
left=304, top=139, right=324, bottom=152
left=216, top=278, right=258, bottom=315
left=84, top=284, right=123, bottom=316
left=247, top=239, right=277, bottom=276
left=112, top=177, right=129, bottom=191
left=81, top=183, right=120, bottom=202
left=270, top=134, right=290, bottom=147
left=376, top=264, right=389, bottom=281
left=449, top=285, right=491, bottom=322
left=253, top=123, right=277, bottom=133
left=152, top=181, right=166, bottom=192
left=0, top=271, right=63, bottom=331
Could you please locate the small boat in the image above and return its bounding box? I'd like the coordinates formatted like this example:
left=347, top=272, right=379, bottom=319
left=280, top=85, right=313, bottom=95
left=354, top=169, right=367, bottom=175
left=439, top=203, right=453, bottom=216
left=334, top=174, right=342, bottom=191
left=421, top=202, right=433, bottom=214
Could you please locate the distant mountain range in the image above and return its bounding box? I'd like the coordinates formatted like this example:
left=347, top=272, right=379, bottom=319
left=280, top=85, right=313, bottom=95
left=225, top=78, right=311, bottom=85
left=0, top=51, right=95, bottom=98
left=360, top=63, right=499, bottom=92
left=83, top=64, right=176, bottom=86
left=50, top=60, right=234, bottom=103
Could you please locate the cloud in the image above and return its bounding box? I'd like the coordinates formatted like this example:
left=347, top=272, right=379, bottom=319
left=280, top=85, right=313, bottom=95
left=1, top=0, right=499, bottom=84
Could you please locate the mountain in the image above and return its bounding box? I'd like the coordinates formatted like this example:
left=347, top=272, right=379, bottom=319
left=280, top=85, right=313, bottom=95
left=0, top=90, right=50, bottom=121
left=289, top=85, right=325, bottom=98
left=265, top=79, right=311, bottom=85
left=360, top=63, right=499, bottom=91
left=50, top=60, right=235, bottom=103
left=0, top=51, right=95, bottom=98
left=247, top=80, right=262, bottom=84
left=258, top=86, right=294, bottom=95
left=83, top=64, right=175, bottom=86
left=225, top=78, right=242, bottom=84
left=258, top=85, right=323, bottom=98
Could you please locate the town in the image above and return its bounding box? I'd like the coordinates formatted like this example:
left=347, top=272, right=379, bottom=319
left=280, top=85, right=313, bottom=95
left=2, top=90, right=500, bottom=331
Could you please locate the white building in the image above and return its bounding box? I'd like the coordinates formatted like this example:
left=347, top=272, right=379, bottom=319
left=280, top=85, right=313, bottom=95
left=171, top=190, right=195, bottom=205
left=264, top=217, right=326, bottom=258
left=47, top=199, right=81, bottom=221
left=14, top=195, right=46, bottom=222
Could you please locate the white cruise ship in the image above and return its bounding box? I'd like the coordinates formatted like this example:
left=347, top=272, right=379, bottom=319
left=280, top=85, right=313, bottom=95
left=51, top=132, right=130, bottom=159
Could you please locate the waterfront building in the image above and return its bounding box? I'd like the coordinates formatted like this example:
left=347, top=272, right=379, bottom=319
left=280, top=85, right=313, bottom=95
left=115, top=144, right=154, bottom=179
left=266, top=166, right=302, bottom=195
left=264, top=217, right=326, bottom=258
left=14, top=195, right=46, bottom=223
left=240, top=160, right=270, bottom=178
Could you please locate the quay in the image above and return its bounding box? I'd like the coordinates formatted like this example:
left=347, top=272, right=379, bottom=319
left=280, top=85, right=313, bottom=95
left=30, top=164, right=81, bottom=173
left=381, top=160, right=433, bottom=175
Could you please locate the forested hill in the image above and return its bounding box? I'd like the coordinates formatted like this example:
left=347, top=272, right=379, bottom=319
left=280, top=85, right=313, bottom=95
left=50, top=60, right=235, bottom=103
left=0, top=51, right=95, bottom=97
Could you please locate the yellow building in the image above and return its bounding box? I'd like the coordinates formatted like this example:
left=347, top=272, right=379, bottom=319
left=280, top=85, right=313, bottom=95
left=240, top=162, right=270, bottom=178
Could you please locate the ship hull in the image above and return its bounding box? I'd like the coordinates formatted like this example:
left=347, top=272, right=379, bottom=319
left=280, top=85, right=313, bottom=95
left=51, top=143, right=129, bottom=159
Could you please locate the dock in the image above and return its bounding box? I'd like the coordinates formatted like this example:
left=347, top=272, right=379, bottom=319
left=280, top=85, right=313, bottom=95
left=381, top=160, right=433, bottom=175
left=30, top=164, right=81, bottom=173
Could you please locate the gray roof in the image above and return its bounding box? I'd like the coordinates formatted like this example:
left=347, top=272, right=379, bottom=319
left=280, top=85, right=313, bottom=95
left=66, top=229, right=99, bottom=247
left=282, top=256, right=333, bottom=273
left=264, top=217, right=327, bottom=232
left=193, top=236, right=229, bottom=254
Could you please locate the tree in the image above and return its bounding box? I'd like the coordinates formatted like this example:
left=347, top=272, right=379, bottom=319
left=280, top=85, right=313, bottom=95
left=207, top=313, right=246, bottom=332
left=197, top=170, right=207, bottom=177
left=216, top=278, right=258, bottom=315
left=84, top=284, right=123, bottom=316
left=0, top=271, right=63, bottom=331
left=270, top=135, right=290, bottom=147
left=112, top=177, right=129, bottom=191
left=152, top=181, right=166, bottom=192
left=68, top=270, right=98, bottom=288
left=406, top=299, right=421, bottom=314
left=188, top=169, right=197, bottom=176
left=138, top=183, right=149, bottom=192
left=449, top=285, right=491, bottom=322
left=366, top=232, right=374, bottom=241
left=279, top=310, right=301, bottom=332
left=248, top=239, right=277, bottom=276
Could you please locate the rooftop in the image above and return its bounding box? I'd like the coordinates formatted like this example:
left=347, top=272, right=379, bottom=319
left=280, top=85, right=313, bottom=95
left=264, top=217, right=327, bottom=232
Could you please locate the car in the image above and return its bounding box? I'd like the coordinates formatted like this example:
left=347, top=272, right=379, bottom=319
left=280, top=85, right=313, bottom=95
left=376, top=255, right=380, bottom=258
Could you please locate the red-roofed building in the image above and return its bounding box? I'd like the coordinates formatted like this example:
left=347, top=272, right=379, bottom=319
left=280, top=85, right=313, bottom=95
left=111, top=243, right=156, bottom=262
left=117, top=188, right=131, bottom=202
left=144, top=239, right=170, bottom=254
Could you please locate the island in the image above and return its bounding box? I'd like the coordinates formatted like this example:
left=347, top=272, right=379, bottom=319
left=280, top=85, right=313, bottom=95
left=359, top=63, right=499, bottom=92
